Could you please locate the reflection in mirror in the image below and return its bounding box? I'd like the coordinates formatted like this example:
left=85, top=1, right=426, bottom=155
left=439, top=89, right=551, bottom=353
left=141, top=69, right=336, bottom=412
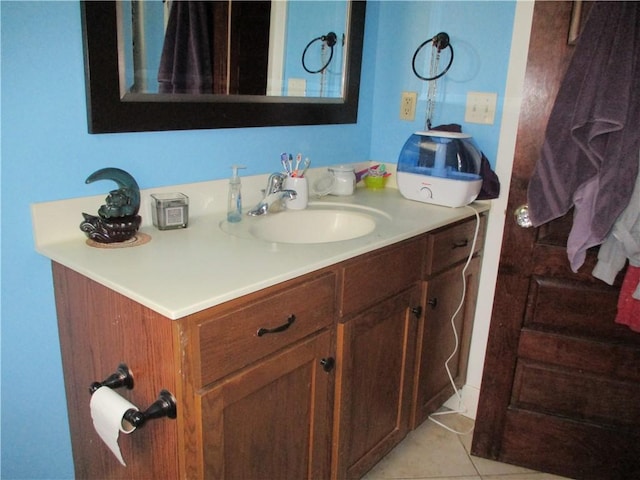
left=121, top=0, right=348, bottom=98
left=80, top=1, right=365, bottom=132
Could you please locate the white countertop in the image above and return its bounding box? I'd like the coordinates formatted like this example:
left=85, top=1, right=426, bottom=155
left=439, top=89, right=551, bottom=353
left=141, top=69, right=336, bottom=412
left=32, top=170, right=489, bottom=320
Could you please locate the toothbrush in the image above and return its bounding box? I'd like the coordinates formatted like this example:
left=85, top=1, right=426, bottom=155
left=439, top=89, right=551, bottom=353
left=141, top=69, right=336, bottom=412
left=288, top=154, right=293, bottom=175
left=294, top=153, right=302, bottom=176
left=300, top=157, right=311, bottom=178
left=281, top=153, right=291, bottom=175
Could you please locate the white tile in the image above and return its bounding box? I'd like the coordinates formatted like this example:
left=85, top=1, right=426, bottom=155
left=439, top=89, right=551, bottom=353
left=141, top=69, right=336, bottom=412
left=469, top=454, right=542, bottom=477
left=362, top=417, right=478, bottom=479
left=482, top=474, right=573, bottom=480
left=361, top=413, right=572, bottom=480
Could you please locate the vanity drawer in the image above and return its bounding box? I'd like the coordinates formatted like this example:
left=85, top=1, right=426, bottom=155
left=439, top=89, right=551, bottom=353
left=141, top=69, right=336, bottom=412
left=196, top=272, right=336, bottom=387
left=425, top=215, right=486, bottom=276
left=340, top=237, right=424, bottom=317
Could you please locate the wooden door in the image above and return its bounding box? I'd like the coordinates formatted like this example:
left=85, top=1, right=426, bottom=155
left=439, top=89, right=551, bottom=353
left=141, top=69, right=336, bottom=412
left=211, top=1, right=271, bottom=94
left=471, top=2, right=640, bottom=479
left=333, top=287, right=420, bottom=480
left=200, top=330, right=334, bottom=480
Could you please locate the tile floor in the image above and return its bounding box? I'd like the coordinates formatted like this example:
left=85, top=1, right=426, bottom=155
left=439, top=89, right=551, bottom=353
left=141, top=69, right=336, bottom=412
left=362, top=410, right=572, bottom=480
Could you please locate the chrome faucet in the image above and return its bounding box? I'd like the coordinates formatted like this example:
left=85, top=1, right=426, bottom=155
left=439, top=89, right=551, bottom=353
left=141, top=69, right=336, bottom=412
left=247, top=173, right=297, bottom=216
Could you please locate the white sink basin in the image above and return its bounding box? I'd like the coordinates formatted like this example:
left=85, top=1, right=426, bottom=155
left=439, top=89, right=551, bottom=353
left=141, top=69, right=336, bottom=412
left=220, top=203, right=390, bottom=244
left=250, top=209, right=376, bottom=244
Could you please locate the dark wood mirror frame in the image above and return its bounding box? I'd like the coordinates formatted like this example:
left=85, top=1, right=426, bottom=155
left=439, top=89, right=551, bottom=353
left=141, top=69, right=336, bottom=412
left=80, top=1, right=366, bottom=133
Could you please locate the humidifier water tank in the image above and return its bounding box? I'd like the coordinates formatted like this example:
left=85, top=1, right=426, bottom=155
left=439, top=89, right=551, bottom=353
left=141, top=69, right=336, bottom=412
left=397, top=131, right=483, bottom=208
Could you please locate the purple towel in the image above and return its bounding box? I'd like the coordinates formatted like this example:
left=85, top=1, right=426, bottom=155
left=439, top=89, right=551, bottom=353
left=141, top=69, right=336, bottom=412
left=527, top=1, right=640, bottom=272
left=158, top=1, right=215, bottom=94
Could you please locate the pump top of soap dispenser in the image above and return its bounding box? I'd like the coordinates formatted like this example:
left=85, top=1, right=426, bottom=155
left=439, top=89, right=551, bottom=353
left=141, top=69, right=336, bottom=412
left=230, top=165, right=246, bottom=183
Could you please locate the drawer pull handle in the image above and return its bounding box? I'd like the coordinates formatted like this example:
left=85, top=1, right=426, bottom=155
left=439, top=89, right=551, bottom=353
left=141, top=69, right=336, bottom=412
left=320, top=357, right=335, bottom=372
left=411, top=306, right=423, bottom=318
left=428, top=298, right=438, bottom=309
left=257, top=314, right=296, bottom=337
left=452, top=239, right=469, bottom=249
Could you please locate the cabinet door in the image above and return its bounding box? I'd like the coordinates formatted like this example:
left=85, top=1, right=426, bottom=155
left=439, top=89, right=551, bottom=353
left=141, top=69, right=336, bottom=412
left=200, top=330, right=334, bottom=480
left=333, top=286, right=421, bottom=480
left=412, top=256, right=480, bottom=427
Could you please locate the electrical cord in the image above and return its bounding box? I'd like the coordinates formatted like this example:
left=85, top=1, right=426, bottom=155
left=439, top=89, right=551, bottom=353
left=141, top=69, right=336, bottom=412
left=427, top=204, right=480, bottom=436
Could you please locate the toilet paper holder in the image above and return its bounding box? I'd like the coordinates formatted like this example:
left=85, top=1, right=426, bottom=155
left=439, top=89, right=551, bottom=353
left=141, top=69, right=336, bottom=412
left=89, top=363, right=177, bottom=429
left=123, top=389, right=177, bottom=429
left=89, top=363, right=134, bottom=394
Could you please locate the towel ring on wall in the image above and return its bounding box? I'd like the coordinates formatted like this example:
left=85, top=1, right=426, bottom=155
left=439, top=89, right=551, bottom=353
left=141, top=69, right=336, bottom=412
left=302, top=32, right=338, bottom=74
left=412, top=32, right=454, bottom=81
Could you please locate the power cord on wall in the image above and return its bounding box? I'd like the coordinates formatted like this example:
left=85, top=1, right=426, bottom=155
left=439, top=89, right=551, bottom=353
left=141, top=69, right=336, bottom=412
left=427, top=204, right=480, bottom=436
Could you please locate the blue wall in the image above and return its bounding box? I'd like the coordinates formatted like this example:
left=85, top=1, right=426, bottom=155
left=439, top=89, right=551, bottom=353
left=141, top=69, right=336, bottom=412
left=1, top=1, right=514, bottom=477
left=369, top=1, right=514, bottom=165
left=285, top=1, right=348, bottom=97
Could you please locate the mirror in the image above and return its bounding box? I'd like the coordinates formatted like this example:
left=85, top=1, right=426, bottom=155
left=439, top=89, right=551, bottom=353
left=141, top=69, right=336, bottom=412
left=122, top=1, right=348, bottom=98
left=80, top=0, right=366, bottom=133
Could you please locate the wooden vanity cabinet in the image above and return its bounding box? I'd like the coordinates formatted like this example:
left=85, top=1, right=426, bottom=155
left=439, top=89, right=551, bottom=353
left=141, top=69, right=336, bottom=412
left=51, top=212, right=487, bottom=480
left=411, top=215, right=486, bottom=428
left=332, top=238, right=425, bottom=480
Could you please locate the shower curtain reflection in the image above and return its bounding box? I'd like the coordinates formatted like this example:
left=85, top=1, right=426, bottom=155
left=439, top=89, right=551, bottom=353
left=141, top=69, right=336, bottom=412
left=158, top=1, right=215, bottom=94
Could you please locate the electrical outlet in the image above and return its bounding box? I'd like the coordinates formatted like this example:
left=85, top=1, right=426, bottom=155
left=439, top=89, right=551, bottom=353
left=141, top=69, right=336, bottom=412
left=400, top=91, right=417, bottom=121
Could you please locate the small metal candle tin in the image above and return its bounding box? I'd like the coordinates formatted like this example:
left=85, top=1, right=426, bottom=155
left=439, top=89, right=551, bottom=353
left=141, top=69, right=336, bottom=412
left=151, top=193, right=189, bottom=230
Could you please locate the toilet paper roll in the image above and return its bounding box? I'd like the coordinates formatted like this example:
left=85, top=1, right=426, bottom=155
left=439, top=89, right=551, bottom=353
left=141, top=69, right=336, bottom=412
left=90, top=386, right=139, bottom=466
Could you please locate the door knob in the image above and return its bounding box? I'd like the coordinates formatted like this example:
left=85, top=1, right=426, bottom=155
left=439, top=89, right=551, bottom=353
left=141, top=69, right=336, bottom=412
left=514, top=204, right=533, bottom=228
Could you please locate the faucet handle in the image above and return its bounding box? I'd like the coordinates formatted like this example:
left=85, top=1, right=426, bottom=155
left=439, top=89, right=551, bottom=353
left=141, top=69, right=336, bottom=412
left=266, top=172, right=286, bottom=195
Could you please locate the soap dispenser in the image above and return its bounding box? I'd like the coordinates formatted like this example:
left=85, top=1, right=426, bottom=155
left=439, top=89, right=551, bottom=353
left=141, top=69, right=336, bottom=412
left=227, top=165, right=246, bottom=223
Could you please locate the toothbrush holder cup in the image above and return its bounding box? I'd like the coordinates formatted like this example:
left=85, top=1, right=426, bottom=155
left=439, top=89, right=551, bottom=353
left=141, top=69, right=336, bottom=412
left=284, top=176, right=308, bottom=210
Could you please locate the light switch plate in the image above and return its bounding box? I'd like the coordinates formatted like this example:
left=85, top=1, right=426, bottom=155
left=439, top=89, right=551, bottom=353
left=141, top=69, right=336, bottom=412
left=465, top=91, right=497, bottom=125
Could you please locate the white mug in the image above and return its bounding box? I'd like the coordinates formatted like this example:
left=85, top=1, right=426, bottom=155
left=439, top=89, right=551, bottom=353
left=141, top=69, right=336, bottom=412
left=283, top=176, right=308, bottom=210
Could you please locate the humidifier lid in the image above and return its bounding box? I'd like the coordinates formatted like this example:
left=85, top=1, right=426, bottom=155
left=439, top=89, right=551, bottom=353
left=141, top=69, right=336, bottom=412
left=415, top=130, right=471, bottom=139
left=397, top=131, right=482, bottom=178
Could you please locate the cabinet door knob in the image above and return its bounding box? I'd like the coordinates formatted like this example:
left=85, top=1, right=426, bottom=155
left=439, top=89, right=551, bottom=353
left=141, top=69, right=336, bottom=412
left=320, top=357, right=335, bottom=372
left=428, top=298, right=438, bottom=309
left=257, top=314, right=296, bottom=337
left=411, top=306, right=423, bottom=318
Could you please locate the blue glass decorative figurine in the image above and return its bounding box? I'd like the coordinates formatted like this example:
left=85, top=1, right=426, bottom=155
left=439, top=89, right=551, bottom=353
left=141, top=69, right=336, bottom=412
left=79, top=168, right=142, bottom=243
